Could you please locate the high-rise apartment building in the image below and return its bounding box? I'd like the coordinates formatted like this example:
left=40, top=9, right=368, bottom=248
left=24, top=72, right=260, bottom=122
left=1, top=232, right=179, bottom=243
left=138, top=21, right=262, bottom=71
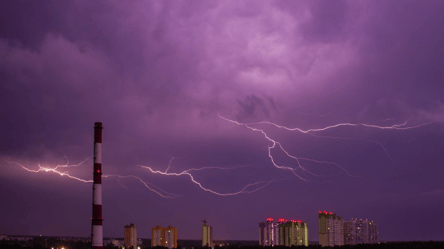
left=124, top=223, right=137, bottom=249
left=343, top=221, right=356, bottom=245
left=164, top=226, right=178, bottom=249
left=344, top=218, right=378, bottom=245
left=259, top=218, right=280, bottom=246
left=151, top=225, right=163, bottom=247
left=279, top=220, right=308, bottom=247
left=318, top=211, right=344, bottom=247
left=151, top=225, right=178, bottom=249
left=202, top=220, right=213, bottom=247
left=368, top=220, right=378, bottom=243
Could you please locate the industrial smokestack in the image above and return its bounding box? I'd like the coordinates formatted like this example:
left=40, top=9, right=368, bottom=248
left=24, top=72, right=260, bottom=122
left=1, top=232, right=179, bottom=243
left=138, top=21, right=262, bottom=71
left=92, top=122, right=103, bottom=249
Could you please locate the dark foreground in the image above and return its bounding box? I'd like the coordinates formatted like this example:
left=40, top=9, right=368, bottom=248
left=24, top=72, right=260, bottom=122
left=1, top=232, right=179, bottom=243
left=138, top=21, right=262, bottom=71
left=1, top=239, right=443, bottom=249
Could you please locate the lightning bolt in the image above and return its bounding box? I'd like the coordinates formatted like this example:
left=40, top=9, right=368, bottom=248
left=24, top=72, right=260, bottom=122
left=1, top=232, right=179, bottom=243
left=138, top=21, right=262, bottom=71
left=253, top=118, right=434, bottom=162
left=4, top=159, right=93, bottom=183
left=6, top=115, right=431, bottom=197
left=165, top=156, right=175, bottom=173
left=102, top=174, right=178, bottom=199
left=3, top=159, right=177, bottom=198
left=248, top=119, right=434, bottom=133
left=218, top=114, right=434, bottom=181
left=218, top=115, right=345, bottom=181
left=4, top=157, right=275, bottom=198
left=139, top=163, right=279, bottom=196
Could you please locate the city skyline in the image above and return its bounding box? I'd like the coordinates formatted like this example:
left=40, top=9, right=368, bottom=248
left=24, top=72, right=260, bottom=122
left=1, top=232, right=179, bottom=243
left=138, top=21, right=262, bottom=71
left=1, top=0, right=444, bottom=242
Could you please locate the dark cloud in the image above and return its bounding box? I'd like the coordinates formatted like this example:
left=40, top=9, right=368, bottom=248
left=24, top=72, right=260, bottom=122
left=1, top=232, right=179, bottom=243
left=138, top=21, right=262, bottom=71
left=236, top=95, right=270, bottom=120
left=1, top=0, right=443, bottom=242
left=301, top=1, right=350, bottom=42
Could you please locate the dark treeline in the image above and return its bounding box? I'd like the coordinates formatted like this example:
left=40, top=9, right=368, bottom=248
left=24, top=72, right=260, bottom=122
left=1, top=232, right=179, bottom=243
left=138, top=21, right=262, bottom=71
left=2, top=240, right=444, bottom=249
left=218, top=242, right=444, bottom=249
left=1, top=237, right=91, bottom=249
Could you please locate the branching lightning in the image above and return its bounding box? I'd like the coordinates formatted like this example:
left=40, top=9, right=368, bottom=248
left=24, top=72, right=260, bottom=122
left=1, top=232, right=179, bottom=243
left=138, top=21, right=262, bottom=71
left=218, top=115, right=335, bottom=181
left=165, top=156, right=175, bottom=173
left=4, top=158, right=93, bottom=183
left=255, top=119, right=434, bottom=163
left=3, top=159, right=178, bottom=198
left=218, top=114, right=434, bottom=181
left=102, top=174, right=178, bottom=198
left=4, top=115, right=433, bottom=198
left=249, top=119, right=434, bottom=133
left=5, top=157, right=276, bottom=198
left=139, top=163, right=279, bottom=196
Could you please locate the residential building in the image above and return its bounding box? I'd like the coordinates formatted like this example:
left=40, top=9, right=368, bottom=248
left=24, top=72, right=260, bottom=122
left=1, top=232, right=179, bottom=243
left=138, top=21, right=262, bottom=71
left=124, top=223, right=137, bottom=249
left=151, top=225, right=177, bottom=249
left=259, top=218, right=287, bottom=246
left=344, top=218, right=378, bottom=245
left=259, top=218, right=277, bottom=246
left=279, top=220, right=308, bottom=247
left=368, top=220, right=378, bottom=243
left=318, top=211, right=344, bottom=247
left=164, top=226, right=178, bottom=249
left=202, top=219, right=213, bottom=247
left=152, top=225, right=163, bottom=247
left=344, top=221, right=356, bottom=245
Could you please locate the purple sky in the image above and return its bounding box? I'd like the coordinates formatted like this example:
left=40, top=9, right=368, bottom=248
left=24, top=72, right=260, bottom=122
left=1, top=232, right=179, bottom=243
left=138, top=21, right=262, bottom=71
left=1, top=0, right=444, bottom=242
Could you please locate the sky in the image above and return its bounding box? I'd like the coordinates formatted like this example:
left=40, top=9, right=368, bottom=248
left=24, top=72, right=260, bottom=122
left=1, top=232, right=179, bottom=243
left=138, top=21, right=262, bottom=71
left=1, top=0, right=444, bottom=242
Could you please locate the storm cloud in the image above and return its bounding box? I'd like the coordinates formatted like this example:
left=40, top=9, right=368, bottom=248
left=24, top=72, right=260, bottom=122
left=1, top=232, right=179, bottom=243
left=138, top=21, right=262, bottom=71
left=1, top=0, right=444, bottom=241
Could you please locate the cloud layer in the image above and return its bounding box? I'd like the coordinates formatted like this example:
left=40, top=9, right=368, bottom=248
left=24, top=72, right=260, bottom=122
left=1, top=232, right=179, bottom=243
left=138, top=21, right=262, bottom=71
left=1, top=0, right=444, bottom=241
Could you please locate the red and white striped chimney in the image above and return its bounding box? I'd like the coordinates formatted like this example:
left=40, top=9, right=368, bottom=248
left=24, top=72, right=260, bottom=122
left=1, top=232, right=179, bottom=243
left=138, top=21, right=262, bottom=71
left=92, top=122, right=103, bottom=249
